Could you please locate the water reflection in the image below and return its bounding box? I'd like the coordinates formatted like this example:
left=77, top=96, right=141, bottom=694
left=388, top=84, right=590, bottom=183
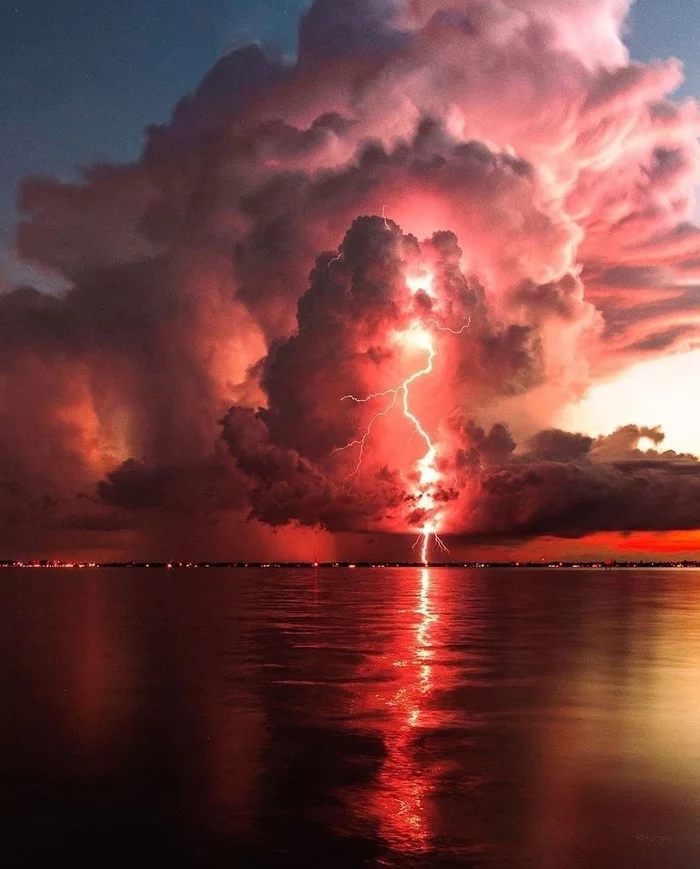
left=382, top=567, right=437, bottom=851
left=416, top=567, right=437, bottom=702
left=2, top=567, right=700, bottom=867
left=347, top=567, right=445, bottom=855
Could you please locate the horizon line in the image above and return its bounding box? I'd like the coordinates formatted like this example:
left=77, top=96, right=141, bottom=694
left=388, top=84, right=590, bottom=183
left=2, top=560, right=700, bottom=569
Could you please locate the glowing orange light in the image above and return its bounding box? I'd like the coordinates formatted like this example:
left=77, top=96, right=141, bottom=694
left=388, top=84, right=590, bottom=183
left=351, top=567, right=441, bottom=852
left=335, top=256, right=462, bottom=562
left=335, top=318, right=447, bottom=561
left=405, top=271, right=435, bottom=296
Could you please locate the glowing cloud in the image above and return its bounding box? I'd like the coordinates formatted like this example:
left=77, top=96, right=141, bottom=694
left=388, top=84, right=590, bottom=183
left=2, top=0, right=700, bottom=557
left=336, top=315, right=452, bottom=562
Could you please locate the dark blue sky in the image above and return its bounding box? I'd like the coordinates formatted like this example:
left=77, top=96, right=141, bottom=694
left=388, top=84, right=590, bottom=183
left=1, top=0, right=697, bottom=270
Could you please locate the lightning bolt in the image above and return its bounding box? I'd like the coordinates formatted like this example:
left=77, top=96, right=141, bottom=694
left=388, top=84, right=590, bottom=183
left=413, top=525, right=449, bottom=564
left=334, top=320, right=449, bottom=564
left=382, top=205, right=391, bottom=231
left=428, top=316, right=471, bottom=334
left=332, top=389, right=399, bottom=479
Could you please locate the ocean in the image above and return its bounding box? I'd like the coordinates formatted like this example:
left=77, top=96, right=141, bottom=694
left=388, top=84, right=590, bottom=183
left=0, top=566, right=698, bottom=867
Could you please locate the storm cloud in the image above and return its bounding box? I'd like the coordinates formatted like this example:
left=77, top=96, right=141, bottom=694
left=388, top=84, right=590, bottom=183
left=2, top=0, right=700, bottom=555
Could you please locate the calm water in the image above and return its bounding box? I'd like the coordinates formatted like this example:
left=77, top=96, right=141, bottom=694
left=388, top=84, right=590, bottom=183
left=0, top=567, right=698, bottom=867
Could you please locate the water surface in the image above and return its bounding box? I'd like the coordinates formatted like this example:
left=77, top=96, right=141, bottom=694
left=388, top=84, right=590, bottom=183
left=0, top=567, right=698, bottom=867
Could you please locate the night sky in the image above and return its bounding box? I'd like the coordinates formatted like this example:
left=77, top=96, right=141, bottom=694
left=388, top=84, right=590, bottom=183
left=2, top=0, right=700, bottom=562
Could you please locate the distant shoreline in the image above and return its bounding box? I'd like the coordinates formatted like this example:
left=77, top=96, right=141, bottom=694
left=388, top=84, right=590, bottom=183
left=2, top=561, right=699, bottom=570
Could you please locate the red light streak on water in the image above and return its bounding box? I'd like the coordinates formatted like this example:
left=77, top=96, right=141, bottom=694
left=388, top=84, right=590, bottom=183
left=346, top=568, right=441, bottom=854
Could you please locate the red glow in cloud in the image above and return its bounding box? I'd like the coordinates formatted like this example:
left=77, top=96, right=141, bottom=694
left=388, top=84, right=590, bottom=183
left=336, top=314, right=453, bottom=562
left=330, top=245, right=472, bottom=561
left=3, top=0, right=700, bottom=558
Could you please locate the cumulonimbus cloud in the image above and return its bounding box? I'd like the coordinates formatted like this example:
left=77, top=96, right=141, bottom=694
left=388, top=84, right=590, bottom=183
left=3, top=0, right=700, bottom=553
